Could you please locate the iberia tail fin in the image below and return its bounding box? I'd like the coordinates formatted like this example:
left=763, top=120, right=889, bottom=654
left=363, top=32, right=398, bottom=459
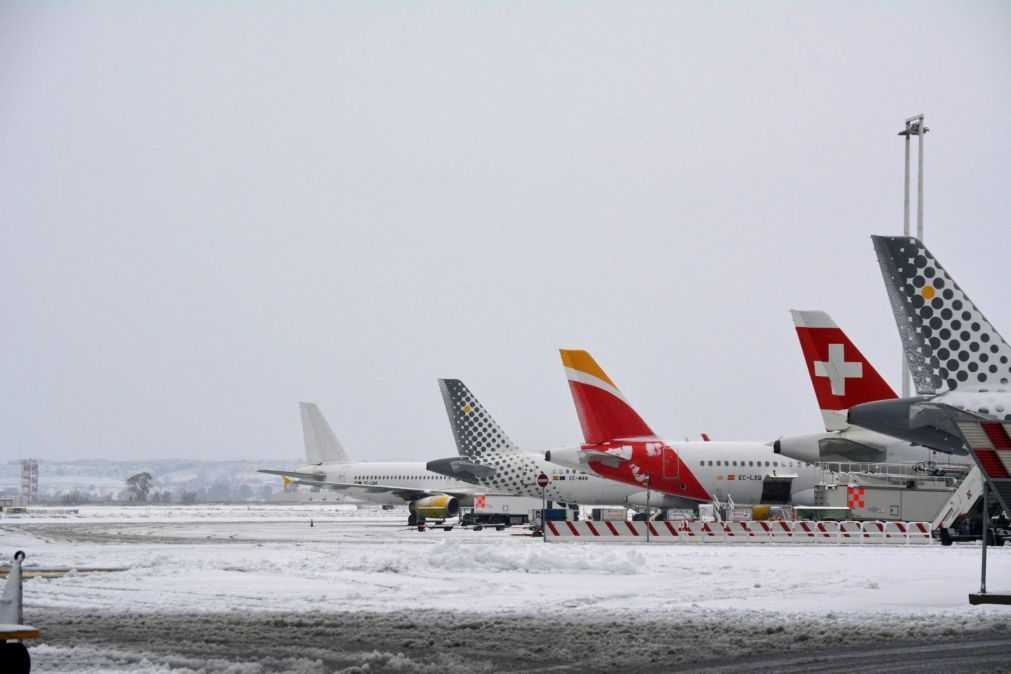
left=791, top=310, right=897, bottom=431
left=559, top=350, right=656, bottom=444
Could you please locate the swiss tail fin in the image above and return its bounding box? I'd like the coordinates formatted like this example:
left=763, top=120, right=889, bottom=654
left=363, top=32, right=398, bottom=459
left=872, top=236, right=1011, bottom=394
left=438, top=379, right=522, bottom=460
left=299, top=402, right=351, bottom=465
left=791, top=310, right=897, bottom=431
left=559, top=350, right=656, bottom=443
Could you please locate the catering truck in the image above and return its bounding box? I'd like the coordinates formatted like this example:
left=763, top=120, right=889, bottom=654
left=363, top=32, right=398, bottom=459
left=461, top=494, right=541, bottom=529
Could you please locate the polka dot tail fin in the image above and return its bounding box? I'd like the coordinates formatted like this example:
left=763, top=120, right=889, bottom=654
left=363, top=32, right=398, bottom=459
left=872, top=235, right=1010, bottom=395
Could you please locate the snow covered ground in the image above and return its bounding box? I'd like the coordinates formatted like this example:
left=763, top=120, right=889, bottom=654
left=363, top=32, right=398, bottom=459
left=2, top=505, right=1009, bottom=672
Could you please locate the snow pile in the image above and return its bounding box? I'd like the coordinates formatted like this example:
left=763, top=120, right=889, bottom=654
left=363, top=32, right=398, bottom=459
left=30, top=643, right=326, bottom=674
left=335, top=650, right=445, bottom=674
left=427, top=538, right=645, bottom=574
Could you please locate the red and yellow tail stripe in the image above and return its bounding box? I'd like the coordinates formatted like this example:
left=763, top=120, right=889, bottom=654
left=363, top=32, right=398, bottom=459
left=559, top=349, right=656, bottom=444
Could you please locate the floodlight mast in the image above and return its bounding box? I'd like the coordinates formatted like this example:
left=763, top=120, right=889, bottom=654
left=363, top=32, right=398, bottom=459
left=897, top=114, right=929, bottom=397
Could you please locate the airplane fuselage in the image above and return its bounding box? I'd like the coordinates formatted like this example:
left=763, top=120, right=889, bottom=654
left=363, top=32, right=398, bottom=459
left=547, top=440, right=820, bottom=506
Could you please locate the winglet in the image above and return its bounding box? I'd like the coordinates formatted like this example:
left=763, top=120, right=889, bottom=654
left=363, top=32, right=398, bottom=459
left=559, top=349, right=656, bottom=444
left=791, top=309, right=897, bottom=431
left=872, top=236, right=1011, bottom=393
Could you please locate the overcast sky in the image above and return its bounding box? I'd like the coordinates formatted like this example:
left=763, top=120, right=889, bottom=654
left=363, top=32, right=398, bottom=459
left=2, top=2, right=1009, bottom=463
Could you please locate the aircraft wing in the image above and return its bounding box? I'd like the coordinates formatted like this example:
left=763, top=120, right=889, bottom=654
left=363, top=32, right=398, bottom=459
left=258, top=469, right=327, bottom=482
left=256, top=470, right=473, bottom=501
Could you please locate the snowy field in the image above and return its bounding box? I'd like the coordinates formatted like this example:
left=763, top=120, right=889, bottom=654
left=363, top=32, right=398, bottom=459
left=2, top=505, right=1009, bottom=673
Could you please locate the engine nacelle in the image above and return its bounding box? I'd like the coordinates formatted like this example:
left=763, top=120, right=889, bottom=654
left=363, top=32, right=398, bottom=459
left=775, top=432, right=889, bottom=464
left=410, top=494, right=460, bottom=519
left=773, top=433, right=824, bottom=464
left=624, top=491, right=698, bottom=509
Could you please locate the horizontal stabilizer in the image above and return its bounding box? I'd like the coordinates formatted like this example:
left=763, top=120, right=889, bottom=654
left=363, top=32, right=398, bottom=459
left=426, top=457, right=497, bottom=484
left=258, top=469, right=326, bottom=482
left=580, top=448, right=631, bottom=467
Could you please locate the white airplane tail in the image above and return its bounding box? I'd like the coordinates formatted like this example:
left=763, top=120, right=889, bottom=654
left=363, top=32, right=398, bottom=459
left=299, top=402, right=351, bottom=465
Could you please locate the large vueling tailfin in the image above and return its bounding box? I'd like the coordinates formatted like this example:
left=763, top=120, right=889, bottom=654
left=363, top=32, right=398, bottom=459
left=438, top=379, right=522, bottom=460
left=872, top=236, right=1010, bottom=394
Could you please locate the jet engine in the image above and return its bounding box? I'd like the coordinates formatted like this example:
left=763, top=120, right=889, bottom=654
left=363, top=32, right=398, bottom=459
left=774, top=432, right=888, bottom=464
left=409, top=494, right=460, bottom=519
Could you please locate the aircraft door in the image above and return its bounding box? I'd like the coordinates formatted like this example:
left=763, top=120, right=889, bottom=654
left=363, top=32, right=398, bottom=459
left=661, top=444, right=680, bottom=480
left=759, top=476, right=793, bottom=504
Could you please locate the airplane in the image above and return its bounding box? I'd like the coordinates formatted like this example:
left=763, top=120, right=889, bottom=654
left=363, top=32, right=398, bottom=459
left=426, top=379, right=650, bottom=508
left=545, top=350, right=820, bottom=507
left=774, top=309, right=972, bottom=466
left=259, top=402, right=494, bottom=525
left=848, top=236, right=1011, bottom=453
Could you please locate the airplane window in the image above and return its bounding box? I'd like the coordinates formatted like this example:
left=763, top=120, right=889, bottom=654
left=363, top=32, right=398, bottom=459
left=708, top=461, right=713, bottom=466
left=699, top=461, right=704, bottom=466
left=732, top=461, right=737, bottom=467
left=765, top=461, right=770, bottom=467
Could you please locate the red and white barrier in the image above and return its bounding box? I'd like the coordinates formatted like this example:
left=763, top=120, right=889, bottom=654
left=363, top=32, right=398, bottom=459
left=883, top=521, right=909, bottom=543
left=544, top=519, right=938, bottom=545
left=908, top=521, right=932, bottom=545
left=815, top=520, right=840, bottom=543
left=793, top=521, right=819, bottom=544
left=742, top=521, right=772, bottom=542
left=722, top=521, right=752, bottom=541
left=838, top=521, right=863, bottom=541
left=862, top=521, right=887, bottom=544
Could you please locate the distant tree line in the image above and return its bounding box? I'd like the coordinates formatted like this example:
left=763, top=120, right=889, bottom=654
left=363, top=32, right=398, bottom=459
left=34, top=475, right=276, bottom=504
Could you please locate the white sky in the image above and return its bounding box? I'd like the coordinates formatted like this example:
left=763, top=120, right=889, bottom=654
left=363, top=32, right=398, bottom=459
left=2, top=2, right=1009, bottom=462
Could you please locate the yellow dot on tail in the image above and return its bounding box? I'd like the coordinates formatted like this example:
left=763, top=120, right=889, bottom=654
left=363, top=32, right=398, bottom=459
left=922, top=285, right=935, bottom=299
left=463, top=404, right=472, bottom=413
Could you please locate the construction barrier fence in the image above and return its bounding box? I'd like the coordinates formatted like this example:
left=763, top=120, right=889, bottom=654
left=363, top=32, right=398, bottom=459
left=544, top=520, right=933, bottom=544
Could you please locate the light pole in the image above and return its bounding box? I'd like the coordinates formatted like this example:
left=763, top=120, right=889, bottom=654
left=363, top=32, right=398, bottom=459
left=897, top=115, right=929, bottom=397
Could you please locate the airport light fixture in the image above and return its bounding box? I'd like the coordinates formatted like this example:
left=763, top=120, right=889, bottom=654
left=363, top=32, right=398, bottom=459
left=897, top=114, right=929, bottom=397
